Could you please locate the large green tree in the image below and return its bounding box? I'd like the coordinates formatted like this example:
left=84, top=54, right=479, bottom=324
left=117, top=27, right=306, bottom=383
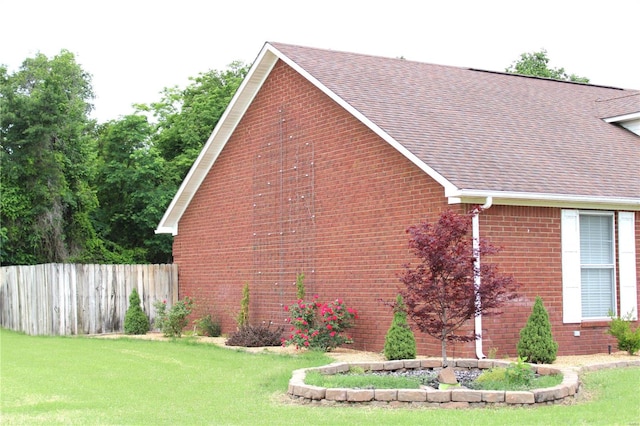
left=506, top=49, right=589, bottom=83
left=92, top=115, right=175, bottom=263
left=1, top=51, right=99, bottom=265
left=142, top=61, right=249, bottom=182
left=2, top=53, right=249, bottom=265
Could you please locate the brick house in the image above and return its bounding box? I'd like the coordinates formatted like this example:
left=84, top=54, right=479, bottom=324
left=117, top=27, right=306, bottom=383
left=157, top=42, right=640, bottom=357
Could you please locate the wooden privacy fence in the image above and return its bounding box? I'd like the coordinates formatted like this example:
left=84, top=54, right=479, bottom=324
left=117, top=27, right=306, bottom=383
left=0, top=263, right=178, bottom=336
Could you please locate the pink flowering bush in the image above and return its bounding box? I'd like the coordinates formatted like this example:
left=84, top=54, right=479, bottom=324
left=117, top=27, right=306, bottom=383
left=281, top=295, right=358, bottom=352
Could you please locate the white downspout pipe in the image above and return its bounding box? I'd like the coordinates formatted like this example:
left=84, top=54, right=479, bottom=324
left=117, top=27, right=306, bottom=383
left=473, top=197, right=493, bottom=359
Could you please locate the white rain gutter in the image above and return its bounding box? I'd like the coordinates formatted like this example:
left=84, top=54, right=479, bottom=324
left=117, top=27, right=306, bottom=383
left=473, top=196, right=493, bottom=359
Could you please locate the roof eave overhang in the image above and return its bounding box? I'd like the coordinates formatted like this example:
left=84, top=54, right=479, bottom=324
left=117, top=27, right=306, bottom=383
left=603, top=111, right=640, bottom=123
left=447, top=189, right=640, bottom=211
left=156, top=42, right=459, bottom=235
left=155, top=45, right=280, bottom=235
left=270, top=45, right=458, bottom=195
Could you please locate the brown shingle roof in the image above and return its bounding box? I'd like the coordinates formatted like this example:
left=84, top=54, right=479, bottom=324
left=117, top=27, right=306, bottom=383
left=596, top=92, right=640, bottom=119
left=157, top=42, right=639, bottom=235
left=271, top=42, right=640, bottom=200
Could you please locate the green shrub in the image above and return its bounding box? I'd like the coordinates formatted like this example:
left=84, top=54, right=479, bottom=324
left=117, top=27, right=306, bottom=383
left=505, top=356, right=535, bottom=386
left=384, top=294, right=417, bottom=360
left=225, top=322, right=284, bottom=347
left=473, top=363, right=561, bottom=391
left=608, top=311, right=640, bottom=355
left=475, top=367, right=507, bottom=385
left=153, top=297, right=194, bottom=337
left=295, top=273, right=305, bottom=300
left=195, top=314, right=222, bottom=337
left=517, top=296, right=558, bottom=364
left=236, top=283, right=250, bottom=328
left=123, top=288, right=150, bottom=335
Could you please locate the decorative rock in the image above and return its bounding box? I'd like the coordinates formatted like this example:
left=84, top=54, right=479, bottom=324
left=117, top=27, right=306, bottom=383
left=325, top=388, right=348, bottom=401
left=455, top=359, right=478, bottom=368
left=374, top=389, right=397, bottom=401
left=438, top=366, right=458, bottom=384
left=536, top=366, right=560, bottom=376
left=288, top=359, right=588, bottom=407
left=302, top=385, right=326, bottom=400
left=347, top=389, right=374, bottom=402
left=426, top=389, right=452, bottom=402
left=451, top=389, right=482, bottom=402
left=384, top=360, right=405, bottom=370
left=318, top=365, right=337, bottom=375
left=403, top=360, right=422, bottom=369
left=477, top=359, right=495, bottom=369
left=368, top=362, right=384, bottom=371
left=421, top=359, right=443, bottom=368
left=505, top=391, right=535, bottom=404
left=397, top=389, right=427, bottom=402
left=481, top=390, right=505, bottom=402
left=533, top=385, right=569, bottom=402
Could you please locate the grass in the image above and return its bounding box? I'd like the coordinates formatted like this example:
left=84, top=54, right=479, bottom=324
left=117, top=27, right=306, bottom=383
left=304, top=368, right=563, bottom=391
left=471, top=373, right=563, bottom=391
left=305, top=370, right=423, bottom=389
left=471, top=366, right=564, bottom=391
left=1, top=329, right=639, bottom=425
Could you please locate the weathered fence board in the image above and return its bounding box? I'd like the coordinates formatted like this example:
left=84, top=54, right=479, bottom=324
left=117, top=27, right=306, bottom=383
left=0, top=263, right=177, bottom=336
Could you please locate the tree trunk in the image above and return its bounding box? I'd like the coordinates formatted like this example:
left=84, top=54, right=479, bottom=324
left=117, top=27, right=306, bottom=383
left=442, top=336, right=448, bottom=367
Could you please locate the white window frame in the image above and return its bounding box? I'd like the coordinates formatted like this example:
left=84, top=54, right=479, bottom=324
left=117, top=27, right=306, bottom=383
left=562, top=210, right=638, bottom=323
left=578, top=211, right=616, bottom=320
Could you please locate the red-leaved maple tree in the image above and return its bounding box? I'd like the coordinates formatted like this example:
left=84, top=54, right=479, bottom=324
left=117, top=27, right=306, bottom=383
left=400, top=209, right=518, bottom=365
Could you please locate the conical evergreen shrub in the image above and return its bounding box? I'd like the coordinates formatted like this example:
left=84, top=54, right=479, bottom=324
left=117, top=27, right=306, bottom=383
left=384, top=294, right=417, bottom=360
left=517, top=296, right=558, bottom=364
left=124, top=288, right=150, bottom=335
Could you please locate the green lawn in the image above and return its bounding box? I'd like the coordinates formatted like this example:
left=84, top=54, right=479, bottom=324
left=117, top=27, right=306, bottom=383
left=1, top=329, right=639, bottom=425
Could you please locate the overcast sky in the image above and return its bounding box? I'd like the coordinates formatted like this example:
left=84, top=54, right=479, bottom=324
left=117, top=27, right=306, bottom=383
left=3, top=0, right=639, bottom=123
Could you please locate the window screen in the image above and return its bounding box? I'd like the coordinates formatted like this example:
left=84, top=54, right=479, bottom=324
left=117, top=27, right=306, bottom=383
left=580, top=214, right=614, bottom=318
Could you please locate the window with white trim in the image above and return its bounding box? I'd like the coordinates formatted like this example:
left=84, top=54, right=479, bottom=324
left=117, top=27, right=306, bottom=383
left=562, top=210, right=637, bottom=323
left=579, top=213, right=615, bottom=318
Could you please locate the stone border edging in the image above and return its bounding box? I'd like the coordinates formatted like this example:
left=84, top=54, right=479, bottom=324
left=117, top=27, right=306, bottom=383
left=287, top=358, right=640, bottom=408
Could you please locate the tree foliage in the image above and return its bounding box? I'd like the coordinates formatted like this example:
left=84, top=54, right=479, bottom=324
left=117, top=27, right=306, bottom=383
left=384, top=294, right=417, bottom=360
left=92, top=115, right=175, bottom=263
left=0, top=51, right=99, bottom=264
left=1, top=49, right=248, bottom=265
left=140, top=61, right=249, bottom=182
left=517, top=296, right=558, bottom=364
left=506, top=49, right=589, bottom=83
left=400, top=209, right=518, bottom=365
left=124, top=287, right=150, bottom=335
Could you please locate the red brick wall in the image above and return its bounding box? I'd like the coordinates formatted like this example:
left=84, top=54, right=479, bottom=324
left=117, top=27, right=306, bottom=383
left=479, top=206, right=640, bottom=357
left=173, top=60, right=640, bottom=357
left=174, top=60, right=453, bottom=355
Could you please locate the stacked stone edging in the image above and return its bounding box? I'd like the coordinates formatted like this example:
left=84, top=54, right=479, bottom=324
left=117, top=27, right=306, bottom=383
left=287, top=358, right=640, bottom=408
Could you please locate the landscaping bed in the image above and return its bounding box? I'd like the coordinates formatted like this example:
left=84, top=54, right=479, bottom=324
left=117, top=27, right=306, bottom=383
left=288, top=358, right=580, bottom=408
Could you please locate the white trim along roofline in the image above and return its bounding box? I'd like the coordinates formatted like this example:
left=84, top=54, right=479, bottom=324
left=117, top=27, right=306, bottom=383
left=156, top=42, right=458, bottom=235
left=603, top=111, right=640, bottom=123
left=448, top=189, right=640, bottom=211
left=155, top=46, right=279, bottom=235
left=156, top=42, right=640, bottom=236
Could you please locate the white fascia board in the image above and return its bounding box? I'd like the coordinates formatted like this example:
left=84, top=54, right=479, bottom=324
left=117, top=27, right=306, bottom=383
left=604, top=112, right=640, bottom=136
left=269, top=45, right=458, bottom=196
left=155, top=45, right=279, bottom=235
left=447, top=189, right=640, bottom=211
left=603, top=111, right=640, bottom=123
